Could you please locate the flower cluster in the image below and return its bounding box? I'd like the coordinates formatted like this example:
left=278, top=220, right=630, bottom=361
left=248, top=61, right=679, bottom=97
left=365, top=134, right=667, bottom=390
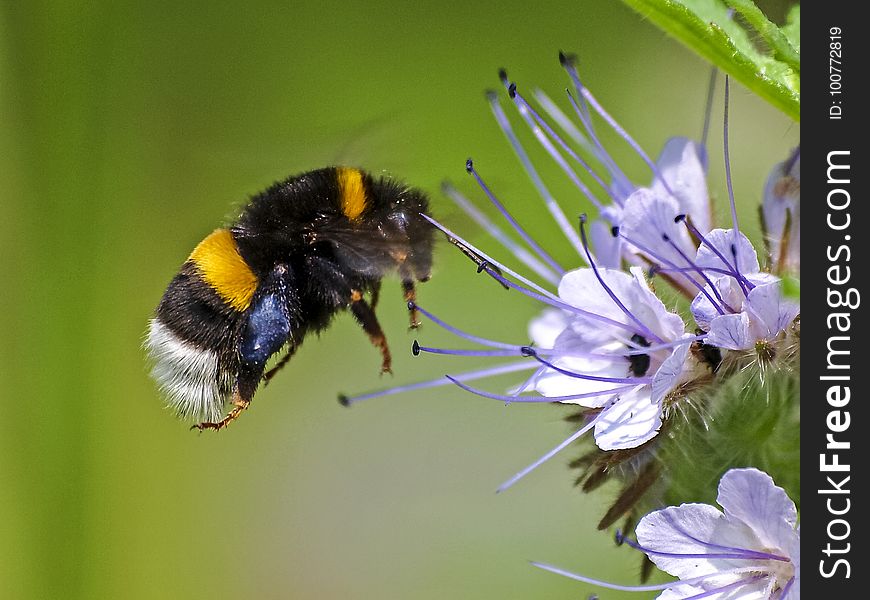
left=343, top=54, right=800, bottom=598
left=535, top=468, right=799, bottom=599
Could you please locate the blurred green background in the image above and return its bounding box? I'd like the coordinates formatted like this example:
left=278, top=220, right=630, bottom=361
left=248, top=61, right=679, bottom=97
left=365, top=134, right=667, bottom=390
left=1, top=1, right=797, bottom=598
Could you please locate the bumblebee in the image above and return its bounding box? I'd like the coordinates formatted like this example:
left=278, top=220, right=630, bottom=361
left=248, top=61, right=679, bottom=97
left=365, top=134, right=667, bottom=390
left=146, top=167, right=434, bottom=431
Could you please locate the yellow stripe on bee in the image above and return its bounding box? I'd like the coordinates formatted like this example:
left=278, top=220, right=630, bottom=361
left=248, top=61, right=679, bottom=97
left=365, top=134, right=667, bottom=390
left=189, top=229, right=258, bottom=311
left=337, top=167, right=368, bottom=220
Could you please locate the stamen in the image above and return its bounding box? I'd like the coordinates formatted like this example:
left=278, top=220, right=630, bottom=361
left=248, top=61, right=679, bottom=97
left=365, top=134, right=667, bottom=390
left=532, top=561, right=768, bottom=595
left=678, top=216, right=755, bottom=291
left=508, top=84, right=616, bottom=208
left=563, top=56, right=675, bottom=198
left=417, top=336, right=671, bottom=363
left=410, top=302, right=522, bottom=350
left=413, top=343, right=524, bottom=358
left=558, top=52, right=594, bottom=125
left=617, top=229, right=727, bottom=309
left=465, top=158, right=566, bottom=273
left=620, top=534, right=790, bottom=563
left=337, top=361, right=535, bottom=406
left=486, top=268, right=650, bottom=337
left=448, top=376, right=634, bottom=404
left=532, top=89, right=599, bottom=163
left=559, top=54, right=611, bottom=164
left=654, top=265, right=742, bottom=279
left=510, top=365, right=546, bottom=397
left=579, top=215, right=666, bottom=344
left=497, top=411, right=602, bottom=492
left=524, top=347, right=654, bottom=385
left=624, top=335, right=706, bottom=354
left=531, top=561, right=685, bottom=592
left=660, top=511, right=791, bottom=562
left=660, top=231, right=732, bottom=314
left=442, top=181, right=561, bottom=286
left=699, top=67, right=718, bottom=161
left=420, top=214, right=559, bottom=300
left=564, top=90, right=635, bottom=204
left=422, top=215, right=654, bottom=338
left=486, top=94, right=588, bottom=265
left=722, top=76, right=748, bottom=294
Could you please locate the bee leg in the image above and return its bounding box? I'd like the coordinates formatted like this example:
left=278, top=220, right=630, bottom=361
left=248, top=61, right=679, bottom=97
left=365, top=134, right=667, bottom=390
left=349, top=289, right=392, bottom=374
left=399, top=267, right=420, bottom=329
left=370, top=280, right=382, bottom=311
left=191, top=389, right=251, bottom=432
left=263, top=341, right=300, bottom=385
left=403, top=280, right=420, bottom=329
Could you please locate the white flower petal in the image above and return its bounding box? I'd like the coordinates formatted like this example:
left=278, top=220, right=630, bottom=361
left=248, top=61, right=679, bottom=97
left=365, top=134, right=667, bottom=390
left=744, top=280, right=800, bottom=341
left=658, top=580, right=771, bottom=600
left=621, top=188, right=702, bottom=292
left=528, top=308, right=569, bottom=348
left=593, top=387, right=661, bottom=450
left=652, top=137, right=711, bottom=234
left=590, top=219, right=622, bottom=269
left=717, top=468, right=799, bottom=552
left=707, top=312, right=753, bottom=350
left=651, top=338, right=692, bottom=403
left=559, top=268, right=638, bottom=326
left=533, top=373, right=622, bottom=406
left=629, top=267, right=686, bottom=342
left=690, top=285, right=722, bottom=330
left=636, top=503, right=757, bottom=579
left=696, top=229, right=760, bottom=275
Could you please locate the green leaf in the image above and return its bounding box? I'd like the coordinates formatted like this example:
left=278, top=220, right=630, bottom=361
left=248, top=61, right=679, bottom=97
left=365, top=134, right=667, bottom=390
left=619, top=0, right=800, bottom=121
left=724, top=0, right=800, bottom=72
left=781, top=5, right=800, bottom=53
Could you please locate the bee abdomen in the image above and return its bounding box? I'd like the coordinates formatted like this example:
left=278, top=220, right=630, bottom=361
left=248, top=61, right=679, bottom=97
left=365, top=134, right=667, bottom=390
left=146, top=318, right=234, bottom=422
left=147, top=229, right=256, bottom=421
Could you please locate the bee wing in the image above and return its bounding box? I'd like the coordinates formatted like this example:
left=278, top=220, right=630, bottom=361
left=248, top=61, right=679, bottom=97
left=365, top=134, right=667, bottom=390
left=313, top=225, right=427, bottom=276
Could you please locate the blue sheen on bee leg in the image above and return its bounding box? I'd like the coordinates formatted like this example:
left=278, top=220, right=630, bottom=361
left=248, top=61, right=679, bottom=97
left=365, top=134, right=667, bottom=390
left=240, top=293, right=291, bottom=366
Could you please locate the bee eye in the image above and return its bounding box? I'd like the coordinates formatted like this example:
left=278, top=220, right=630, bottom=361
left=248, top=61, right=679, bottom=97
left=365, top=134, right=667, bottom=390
left=387, top=211, right=410, bottom=230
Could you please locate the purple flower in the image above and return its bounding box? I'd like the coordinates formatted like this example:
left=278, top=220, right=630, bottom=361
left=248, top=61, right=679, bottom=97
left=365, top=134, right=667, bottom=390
left=690, top=229, right=800, bottom=351
left=534, top=468, right=800, bottom=599
left=341, top=59, right=796, bottom=498
left=761, top=148, right=800, bottom=275
left=529, top=266, right=691, bottom=450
